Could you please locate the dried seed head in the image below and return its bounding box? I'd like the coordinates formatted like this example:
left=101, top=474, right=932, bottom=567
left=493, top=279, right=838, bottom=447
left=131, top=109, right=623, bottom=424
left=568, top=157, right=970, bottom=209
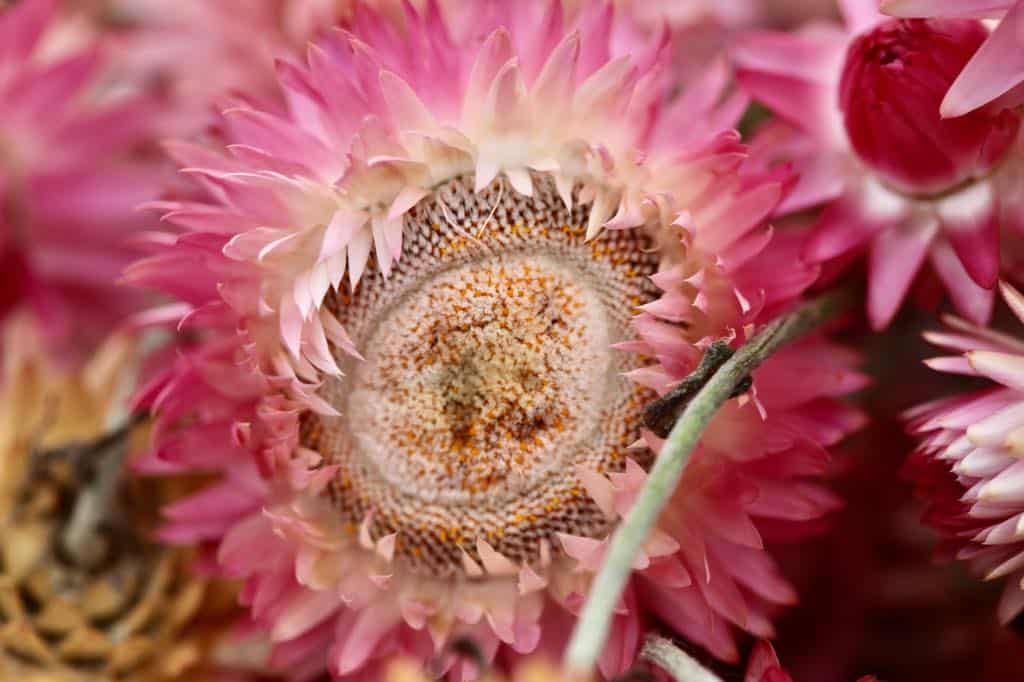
left=304, top=173, right=660, bottom=576
left=0, top=326, right=232, bottom=681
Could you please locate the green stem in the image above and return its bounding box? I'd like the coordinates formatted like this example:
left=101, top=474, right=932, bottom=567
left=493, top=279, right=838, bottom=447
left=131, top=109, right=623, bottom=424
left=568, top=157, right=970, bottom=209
left=563, top=287, right=856, bottom=673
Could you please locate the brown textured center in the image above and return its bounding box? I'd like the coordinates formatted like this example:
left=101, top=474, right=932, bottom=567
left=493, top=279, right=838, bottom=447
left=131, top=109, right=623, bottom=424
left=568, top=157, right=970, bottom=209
left=305, top=173, right=659, bottom=577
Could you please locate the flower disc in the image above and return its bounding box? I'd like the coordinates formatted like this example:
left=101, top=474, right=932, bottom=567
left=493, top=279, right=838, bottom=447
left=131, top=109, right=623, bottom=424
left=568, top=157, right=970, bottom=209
left=304, top=173, right=660, bottom=577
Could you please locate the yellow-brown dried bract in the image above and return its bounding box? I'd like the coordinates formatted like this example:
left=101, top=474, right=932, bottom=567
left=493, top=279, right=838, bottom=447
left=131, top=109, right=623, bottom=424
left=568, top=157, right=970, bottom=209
left=0, top=319, right=244, bottom=681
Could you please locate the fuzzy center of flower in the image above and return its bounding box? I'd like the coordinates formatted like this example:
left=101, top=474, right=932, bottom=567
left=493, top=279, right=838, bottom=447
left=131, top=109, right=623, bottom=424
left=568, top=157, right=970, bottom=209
left=306, top=173, right=659, bottom=577
left=347, top=256, right=610, bottom=498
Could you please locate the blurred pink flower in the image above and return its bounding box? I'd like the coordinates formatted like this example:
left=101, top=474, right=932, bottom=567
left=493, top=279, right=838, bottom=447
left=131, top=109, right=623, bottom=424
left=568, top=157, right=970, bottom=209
left=883, top=0, right=1024, bottom=118
left=97, top=0, right=314, bottom=136
left=906, top=282, right=1024, bottom=626
left=125, top=1, right=865, bottom=678
left=734, top=0, right=1024, bottom=329
left=597, top=0, right=759, bottom=84
left=0, top=0, right=161, bottom=364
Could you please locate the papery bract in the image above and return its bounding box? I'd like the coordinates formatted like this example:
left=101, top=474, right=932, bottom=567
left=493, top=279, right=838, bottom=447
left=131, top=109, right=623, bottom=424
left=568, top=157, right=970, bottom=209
left=906, top=282, right=1024, bottom=626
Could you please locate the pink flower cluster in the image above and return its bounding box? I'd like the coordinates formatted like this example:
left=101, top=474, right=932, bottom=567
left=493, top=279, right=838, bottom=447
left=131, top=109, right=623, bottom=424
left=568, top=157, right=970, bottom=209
left=4, top=0, right=1024, bottom=680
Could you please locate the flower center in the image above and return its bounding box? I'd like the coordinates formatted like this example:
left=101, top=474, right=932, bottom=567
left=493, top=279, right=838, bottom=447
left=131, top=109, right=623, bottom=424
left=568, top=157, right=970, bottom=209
left=304, top=173, right=659, bottom=577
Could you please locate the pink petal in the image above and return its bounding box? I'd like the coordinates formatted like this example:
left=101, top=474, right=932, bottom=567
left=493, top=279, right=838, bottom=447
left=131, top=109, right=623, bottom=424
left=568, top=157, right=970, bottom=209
left=518, top=564, right=547, bottom=595
left=380, top=70, right=437, bottom=132
left=938, top=181, right=999, bottom=288
left=980, top=459, right=1024, bottom=501
left=1002, top=281, right=1024, bottom=325
left=332, top=608, right=395, bottom=675
left=867, top=217, right=938, bottom=329
left=968, top=350, right=1024, bottom=390
left=696, top=183, right=782, bottom=253
left=998, top=576, right=1024, bottom=624
left=531, top=31, right=580, bottom=113
left=465, top=29, right=514, bottom=119
left=929, top=238, right=997, bottom=325
left=320, top=209, right=366, bottom=262
left=733, top=70, right=836, bottom=142
left=0, top=0, right=53, bottom=65
left=942, top=0, right=1024, bottom=117
left=777, top=153, right=846, bottom=215
left=476, top=540, right=518, bottom=576
left=387, top=186, right=428, bottom=220
left=577, top=466, right=615, bottom=517
left=273, top=591, right=341, bottom=641
left=732, top=29, right=844, bottom=86
left=804, top=198, right=884, bottom=262
left=347, top=229, right=372, bottom=289
left=839, top=0, right=887, bottom=32
left=745, top=642, right=783, bottom=682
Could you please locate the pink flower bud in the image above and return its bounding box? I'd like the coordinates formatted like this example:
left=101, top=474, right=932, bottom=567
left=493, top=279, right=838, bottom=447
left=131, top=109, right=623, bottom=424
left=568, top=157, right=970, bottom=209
left=839, top=19, right=1021, bottom=196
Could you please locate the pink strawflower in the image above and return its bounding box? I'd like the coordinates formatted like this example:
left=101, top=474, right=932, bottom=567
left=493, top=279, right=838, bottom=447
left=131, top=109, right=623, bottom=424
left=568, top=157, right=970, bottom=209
left=733, top=0, right=1024, bottom=329
left=883, top=0, right=1024, bottom=118
left=906, top=281, right=1024, bottom=625
left=126, top=1, right=865, bottom=678
left=0, top=0, right=160, bottom=365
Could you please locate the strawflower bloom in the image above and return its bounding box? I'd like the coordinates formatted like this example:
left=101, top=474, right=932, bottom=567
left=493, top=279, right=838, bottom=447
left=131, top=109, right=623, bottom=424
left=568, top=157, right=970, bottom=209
left=0, top=0, right=160, bottom=364
left=883, top=0, right=1024, bottom=118
left=127, top=1, right=865, bottom=678
left=906, top=282, right=1024, bottom=626
left=733, top=0, right=1024, bottom=329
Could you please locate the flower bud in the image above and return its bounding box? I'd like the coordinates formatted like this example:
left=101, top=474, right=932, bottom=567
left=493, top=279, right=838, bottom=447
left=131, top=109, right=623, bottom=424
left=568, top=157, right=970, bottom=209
left=839, top=19, right=1021, bottom=196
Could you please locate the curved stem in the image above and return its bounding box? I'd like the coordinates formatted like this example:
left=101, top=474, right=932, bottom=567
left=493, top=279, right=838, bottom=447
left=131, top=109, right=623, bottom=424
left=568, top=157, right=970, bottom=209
left=641, top=636, right=723, bottom=682
left=563, top=287, right=856, bottom=673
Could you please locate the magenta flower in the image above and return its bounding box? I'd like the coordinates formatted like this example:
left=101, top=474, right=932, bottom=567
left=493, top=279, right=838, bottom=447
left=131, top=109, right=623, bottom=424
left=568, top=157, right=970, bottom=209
left=840, top=19, right=1018, bottom=196
left=0, top=0, right=160, bottom=363
left=906, top=282, right=1024, bottom=625
left=883, top=0, right=1024, bottom=118
left=126, top=1, right=865, bottom=678
left=734, top=0, right=1024, bottom=329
